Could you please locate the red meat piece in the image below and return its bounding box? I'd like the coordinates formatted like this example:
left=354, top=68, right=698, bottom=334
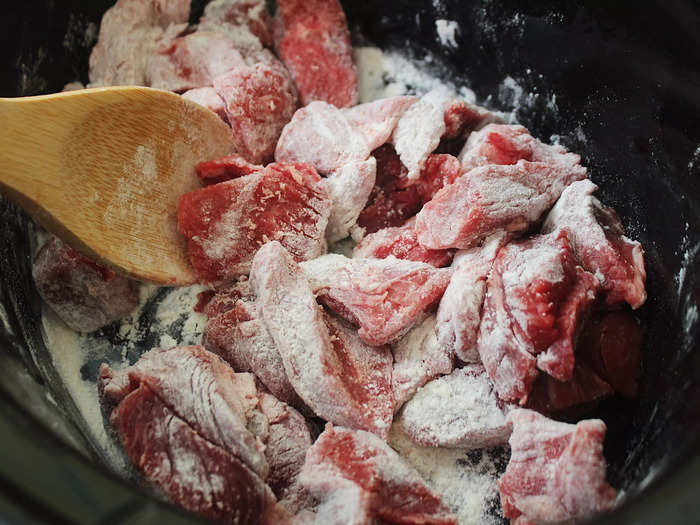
left=89, top=0, right=191, bottom=86
left=251, top=242, right=394, bottom=438
left=32, top=236, right=139, bottom=333
left=526, top=361, right=613, bottom=415
left=357, top=186, right=422, bottom=235
left=178, top=162, right=331, bottom=284
left=397, top=365, right=513, bottom=450
left=202, top=281, right=305, bottom=409
left=109, top=382, right=275, bottom=523
left=324, top=158, right=377, bottom=243
left=435, top=232, right=508, bottom=363
left=343, top=96, right=418, bottom=151
left=578, top=310, right=643, bottom=397
left=146, top=31, right=247, bottom=92
left=275, top=101, right=370, bottom=175
left=275, top=0, right=357, bottom=107
left=100, top=346, right=269, bottom=477
left=195, top=154, right=264, bottom=186
left=391, top=89, right=451, bottom=180
left=310, top=485, right=373, bottom=525
left=499, top=409, right=616, bottom=524
left=357, top=149, right=461, bottom=237
left=181, top=87, right=228, bottom=123
left=301, top=254, right=452, bottom=346
left=477, top=232, right=598, bottom=404
left=390, top=315, right=453, bottom=410
left=415, top=160, right=587, bottom=250
left=442, top=99, right=499, bottom=140
left=214, top=63, right=298, bottom=164
left=198, top=0, right=273, bottom=52
left=300, top=425, right=457, bottom=524
left=458, top=124, right=584, bottom=173
left=353, top=217, right=453, bottom=268
left=258, top=392, right=314, bottom=513
left=542, top=179, right=647, bottom=309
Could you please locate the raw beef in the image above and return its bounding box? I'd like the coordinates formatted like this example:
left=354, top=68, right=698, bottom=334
left=578, top=309, right=643, bottom=398
left=251, top=242, right=394, bottom=438
left=353, top=217, right=454, bottom=268
left=300, top=425, right=458, bottom=524
left=198, top=0, right=273, bottom=55
left=415, top=160, right=587, bottom=250
left=542, top=179, right=647, bottom=309
left=88, top=0, right=190, bottom=86
left=181, top=87, right=228, bottom=122
left=390, top=315, right=453, bottom=411
left=32, top=235, right=139, bottom=333
left=301, top=254, right=452, bottom=346
left=343, top=96, right=418, bottom=151
left=306, top=485, right=373, bottom=525
left=100, top=346, right=269, bottom=477
left=178, top=163, right=331, bottom=283
left=275, top=0, right=357, bottom=107
left=391, top=88, right=451, bottom=180
left=275, top=101, right=370, bottom=175
left=458, top=123, right=584, bottom=174
left=499, top=409, right=616, bottom=524
left=526, top=361, right=613, bottom=415
left=397, top=365, right=513, bottom=450
left=146, top=31, right=247, bottom=92
left=202, top=280, right=305, bottom=409
left=214, top=63, right=298, bottom=164
left=435, top=232, right=507, bottom=363
left=195, top=154, right=264, bottom=186
left=108, top=381, right=276, bottom=524
left=324, top=158, right=377, bottom=243
left=258, top=392, right=314, bottom=513
left=476, top=232, right=598, bottom=404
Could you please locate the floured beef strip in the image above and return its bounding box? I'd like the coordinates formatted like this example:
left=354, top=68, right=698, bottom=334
left=477, top=231, right=599, bottom=404
left=32, top=235, right=139, bottom=333
left=323, top=158, right=377, bottom=243
left=458, top=123, right=584, bottom=173
left=88, top=0, right=191, bottom=86
left=145, top=31, right=247, bottom=92
left=99, top=346, right=282, bottom=522
left=397, top=365, right=513, bottom=450
left=415, top=159, right=587, bottom=250
left=353, top=217, right=454, bottom=267
left=275, top=101, right=371, bottom=175
left=390, top=314, right=453, bottom=411
left=499, top=409, right=616, bottom=525
left=300, top=424, right=458, bottom=524
left=343, top=96, right=418, bottom=151
left=301, top=254, right=452, bottom=346
left=435, top=232, right=508, bottom=363
left=202, top=279, right=305, bottom=409
left=258, top=392, right=314, bottom=513
left=195, top=154, right=264, bottom=186
left=178, top=162, right=331, bottom=284
left=542, top=179, right=646, bottom=309
left=251, top=241, right=394, bottom=438
left=213, top=63, right=298, bottom=164
left=274, top=0, right=357, bottom=107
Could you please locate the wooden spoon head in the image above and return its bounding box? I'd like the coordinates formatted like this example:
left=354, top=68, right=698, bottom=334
left=5, top=87, right=234, bottom=285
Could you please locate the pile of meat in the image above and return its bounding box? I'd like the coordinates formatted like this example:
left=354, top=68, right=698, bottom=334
left=31, top=0, right=649, bottom=524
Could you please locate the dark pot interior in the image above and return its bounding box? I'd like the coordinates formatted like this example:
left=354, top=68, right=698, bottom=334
left=1, top=0, right=699, bottom=523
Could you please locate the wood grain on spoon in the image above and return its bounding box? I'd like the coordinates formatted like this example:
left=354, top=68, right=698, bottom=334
left=0, top=86, right=233, bottom=285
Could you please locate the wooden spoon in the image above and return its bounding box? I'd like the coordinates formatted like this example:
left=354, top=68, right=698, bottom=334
left=0, top=86, right=233, bottom=285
